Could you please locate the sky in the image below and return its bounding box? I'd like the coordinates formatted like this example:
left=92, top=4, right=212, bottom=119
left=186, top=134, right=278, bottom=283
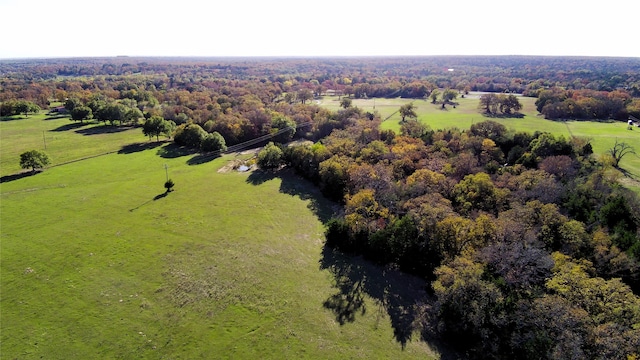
left=1, top=0, right=638, bottom=59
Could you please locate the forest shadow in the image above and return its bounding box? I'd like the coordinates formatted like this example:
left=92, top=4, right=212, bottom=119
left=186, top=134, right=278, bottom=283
left=157, top=143, right=196, bottom=159
left=0, top=170, right=40, bottom=183
left=246, top=168, right=337, bottom=223
left=50, top=122, right=86, bottom=132
left=319, top=246, right=452, bottom=354
left=75, top=125, right=131, bottom=135
left=118, top=141, right=164, bottom=154
left=187, top=153, right=221, bottom=165
left=245, top=169, right=278, bottom=186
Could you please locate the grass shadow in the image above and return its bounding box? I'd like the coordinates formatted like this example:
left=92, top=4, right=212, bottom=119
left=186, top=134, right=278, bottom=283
left=118, top=141, right=165, bottom=154
left=75, top=125, right=131, bottom=136
left=0, top=170, right=39, bottom=183
left=50, top=122, right=87, bottom=132
left=187, top=153, right=221, bottom=165
left=157, top=143, right=196, bottom=159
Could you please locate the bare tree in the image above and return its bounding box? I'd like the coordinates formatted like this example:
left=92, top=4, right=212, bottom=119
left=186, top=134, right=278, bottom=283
left=608, top=138, right=636, bottom=167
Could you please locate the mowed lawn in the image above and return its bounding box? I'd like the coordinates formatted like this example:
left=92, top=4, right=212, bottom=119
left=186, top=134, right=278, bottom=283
left=1, top=116, right=438, bottom=358
left=319, top=94, right=640, bottom=193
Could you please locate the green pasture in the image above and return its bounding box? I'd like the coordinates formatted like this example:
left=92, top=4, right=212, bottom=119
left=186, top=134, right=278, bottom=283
left=1, top=113, right=142, bottom=175
left=319, top=94, right=640, bottom=193
left=1, top=115, right=439, bottom=358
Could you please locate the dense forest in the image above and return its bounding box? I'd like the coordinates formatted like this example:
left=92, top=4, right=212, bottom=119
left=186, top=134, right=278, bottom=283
left=2, top=56, right=639, bottom=359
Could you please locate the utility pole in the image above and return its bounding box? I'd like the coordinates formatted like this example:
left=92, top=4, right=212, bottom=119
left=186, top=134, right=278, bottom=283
left=164, top=164, right=169, bottom=182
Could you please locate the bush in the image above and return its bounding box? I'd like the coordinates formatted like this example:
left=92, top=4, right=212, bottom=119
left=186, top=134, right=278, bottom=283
left=173, top=123, right=207, bottom=149
left=256, top=142, right=284, bottom=169
left=200, top=132, right=227, bottom=153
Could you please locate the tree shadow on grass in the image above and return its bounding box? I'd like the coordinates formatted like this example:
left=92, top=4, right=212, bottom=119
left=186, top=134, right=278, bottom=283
left=45, top=114, right=71, bottom=120
left=0, top=116, right=25, bottom=122
left=50, top=122, right=87, bottom=132
left=0, top=170, right=39, bottom=183
left=75, top=125, right=132, bottom=136
left=246, top=168, right=337, bottom=223
left=118, top=141, right=165, bottom=154
left=320, top=246, right=455, bottom=357
left=482, top=112, right=525, bottom=119
left=157, top=143, right=196, bottom=159
left=187, top=153, right=221, bottom=165
left=129, top=192, right=169, bottom=212
left=246, top=169, right=279, bottom=185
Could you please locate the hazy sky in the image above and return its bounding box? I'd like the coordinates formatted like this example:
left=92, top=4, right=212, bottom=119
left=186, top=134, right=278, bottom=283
left=1, top=0, right=638, bottom=59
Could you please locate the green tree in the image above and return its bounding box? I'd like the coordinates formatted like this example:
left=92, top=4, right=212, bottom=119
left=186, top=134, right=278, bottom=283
left=256, top=142, right=284, bottom=169
left=70, top=106, right=93, bottom=122
left=64, top=98, right=82, bottom=112
left=173, top=123, right=207, bottom=148
left=270, top=114, right=296, bottom=143
left=399, top=102, right=417, bottom=122
left=499, top=94, right=523, bottom=114
left=15, top=100, right=40, bottom=118
left=297, top=89, right=313, bottom=104
left=143, top=116, right=175, bottom=141
left=441, top=88, right=458, bottom=102
left=19, top=150, right=50, bottom=172
left=430, top=89, right=440, bottom=103
left=123, top=107, right=143, bottom=125
left=200, top=131, right=227, bottom=153
left=340, top=97, right=352, bottom=109
left=479, top=93, right=498, bottom=114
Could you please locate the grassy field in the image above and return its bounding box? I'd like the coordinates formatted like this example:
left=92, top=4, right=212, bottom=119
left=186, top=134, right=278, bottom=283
left=1, top=114, right=440, bottom=358
left=0, top=113, right=142, bottom=175
left=319, top=94, right=640, bottom=193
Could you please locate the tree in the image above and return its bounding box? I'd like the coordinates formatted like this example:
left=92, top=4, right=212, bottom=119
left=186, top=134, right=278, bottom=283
left=297, top=89, right=313, bottom=104
left=123, top=107, right=143, bottom=125
left=607, top=139, right=636, bottom=168
left=270, top=113, right=296, bottom=143
left=441, top=88, right=458, bottom=103
left=399, top=103, right=417, bottom=122
left=64, top=98, right=82, bottom=112
left=96, top=103, right=127, bottom=125
left=200, top=132, right=227, bottom=153
left=20, top=150, right=50, bottom=172
left=15, top=100, right=40, bottom=118
left=164, top=179, right=175, bottom=193
left=479, top=93, right=498, bottom=114
left=173, top=123, right=207, bottom=148
left=499, top=94, right=522, bottom=114
left=430, top=89, right=440, bottom=103
left=340, top=97, right=352, bottom=109
left=143, top=115, right=175, bottom=141
left=256, top=142, right=284, bottom=169
left=70, top=106, right=93, bottom=122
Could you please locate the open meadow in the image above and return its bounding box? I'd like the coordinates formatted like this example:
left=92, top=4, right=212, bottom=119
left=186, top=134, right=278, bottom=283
left=0, top=114, right=440, bottom=358
left=320, top=94, right=640, bottom=193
